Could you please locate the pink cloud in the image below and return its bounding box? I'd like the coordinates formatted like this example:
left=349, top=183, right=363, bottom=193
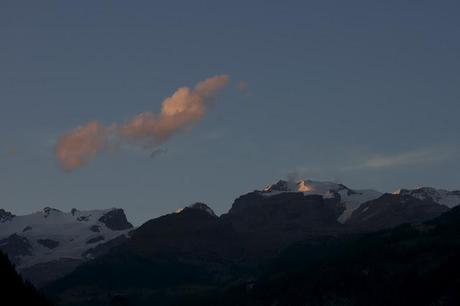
left=55, top=75, right=230, bottom=171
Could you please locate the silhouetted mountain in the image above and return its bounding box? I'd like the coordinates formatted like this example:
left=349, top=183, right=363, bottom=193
left=45, top=203, right=249, bottom=306
left=178, top=206, right=460, bottom=306
left=127, top=203, right=243, bottom=260
left=221, top=192, right=344, bottom=255
left=45, top=194, right=351, bottom=304
left=45, top=201, right=460, bottom=306
left=4, top=180, right=460, bottom=305
left=45, top=186, right=460, bottom=306
left=0, top=250, right=53, bottom=306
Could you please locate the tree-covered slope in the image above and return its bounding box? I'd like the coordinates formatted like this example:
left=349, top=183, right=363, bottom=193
left=0, top=250, right=53, bottom=306
left=186, top=207, right=460, bottom=306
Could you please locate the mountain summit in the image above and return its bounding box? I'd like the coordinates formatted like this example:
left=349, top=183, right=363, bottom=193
left=395, top=187, right=460, bottom=208
left=261, top=179, right=382, bottom=222
left=175, top=202, right=217, bottom=217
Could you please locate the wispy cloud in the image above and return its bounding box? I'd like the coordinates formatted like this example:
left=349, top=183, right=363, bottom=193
left=346, top=146, right=457, bottom=170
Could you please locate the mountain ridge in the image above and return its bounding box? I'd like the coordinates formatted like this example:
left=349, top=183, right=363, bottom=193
left=0, top=207, right=133, bottom=286
left=44, top=188, right=460, bottom=306
left=2, top=179, right=459, bottom=292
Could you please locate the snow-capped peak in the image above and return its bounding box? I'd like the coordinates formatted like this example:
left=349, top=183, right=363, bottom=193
left=263, top=179, right=349, bottom=196
left=394, top=187, right=460, bottom=208
left=42, top=207, right=62, bottom=218
left=261, top=179, right=382, bottom=223
left=0, top=207, right=133, bottom=269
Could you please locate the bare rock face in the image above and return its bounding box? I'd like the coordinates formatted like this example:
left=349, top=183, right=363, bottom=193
left=0, top=209, right=15, bottom=223
left=42, top=207, right=61, bottom=218
left=222, top=192, right=344, bottom=255
left=89, top=225, right=101, bottom=232
left=0, top=234, right=32, bottom=265
left=98, top=209, right=133, bottom=231
left=37, top=239, right=60, bottom=249
left=225, top=192, right=342, bottom=232
left=129, top=205, right=241, bottom=260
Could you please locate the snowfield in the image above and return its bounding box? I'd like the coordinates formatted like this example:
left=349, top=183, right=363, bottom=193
left=0, top=207, right=132, bottom=268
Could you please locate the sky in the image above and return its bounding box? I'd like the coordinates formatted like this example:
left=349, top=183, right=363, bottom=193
left=1, top=0, right=460, bottom=225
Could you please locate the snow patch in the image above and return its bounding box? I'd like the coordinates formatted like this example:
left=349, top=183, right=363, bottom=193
left=261, top=179, right=382, bottom=223
left=0, top=207, right=132, bottom=269
left=396, top=187, right=460, bottom=208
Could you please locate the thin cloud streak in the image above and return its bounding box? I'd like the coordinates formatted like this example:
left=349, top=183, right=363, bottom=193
left=346, top=146, right=457, bottom=170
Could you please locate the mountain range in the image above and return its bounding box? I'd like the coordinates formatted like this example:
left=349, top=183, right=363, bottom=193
left=1, top=179, right=460, bottom=305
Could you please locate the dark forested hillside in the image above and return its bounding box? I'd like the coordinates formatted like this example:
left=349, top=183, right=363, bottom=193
left=0, top=250, right=53, bottom=306
left=186, top=207, right=460, bottom=306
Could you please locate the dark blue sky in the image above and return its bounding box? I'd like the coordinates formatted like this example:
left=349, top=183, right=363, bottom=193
left=1, top=1, right=459, bottom=224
